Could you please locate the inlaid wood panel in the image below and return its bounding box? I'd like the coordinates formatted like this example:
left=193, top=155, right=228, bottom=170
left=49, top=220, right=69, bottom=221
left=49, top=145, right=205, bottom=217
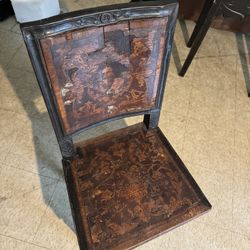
left=65, top=123, right=211, bottom=250
left=40, top=17, right=168, bottom=135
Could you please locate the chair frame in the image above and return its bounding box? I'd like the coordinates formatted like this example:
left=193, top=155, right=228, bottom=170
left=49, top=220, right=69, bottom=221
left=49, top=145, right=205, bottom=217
left=20, top=3, right=213, bottom=250
left=21, top=0, right=179, bottom=159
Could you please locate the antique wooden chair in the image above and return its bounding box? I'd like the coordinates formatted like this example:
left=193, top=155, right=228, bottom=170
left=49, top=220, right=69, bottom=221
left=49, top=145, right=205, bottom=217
left=21, top=1, right=211, bottom=249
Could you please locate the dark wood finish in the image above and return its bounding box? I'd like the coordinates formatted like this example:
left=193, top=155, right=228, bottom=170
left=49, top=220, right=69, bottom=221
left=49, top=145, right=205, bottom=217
left=64, top=123, right=211, bottom=250
left=40, top=17, right=167, bottom=134
left=179, top=0, right=223, bottom=77
left=21, top=0, right=178, bottom=158
left=186, top=0, right=215, bottom=48
left=21, top=1, right=211, bottom=249
left=179, top=0, right=250, bottom=34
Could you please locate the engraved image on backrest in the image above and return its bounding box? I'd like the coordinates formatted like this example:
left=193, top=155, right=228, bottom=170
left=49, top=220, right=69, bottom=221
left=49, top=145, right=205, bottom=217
left=40, top=17, right=168, bottom=135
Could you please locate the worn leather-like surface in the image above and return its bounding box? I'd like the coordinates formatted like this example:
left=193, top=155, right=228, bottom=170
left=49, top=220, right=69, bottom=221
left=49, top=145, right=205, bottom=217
left=40, top=17, right=167, bottom=134
left=68, top=123, right=211, bottom=250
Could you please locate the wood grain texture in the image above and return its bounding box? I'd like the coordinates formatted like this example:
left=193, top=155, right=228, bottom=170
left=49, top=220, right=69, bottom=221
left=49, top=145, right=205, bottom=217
left=40, top=18, right=168, bottom=135
left=64, top=123, right=211, bottom=250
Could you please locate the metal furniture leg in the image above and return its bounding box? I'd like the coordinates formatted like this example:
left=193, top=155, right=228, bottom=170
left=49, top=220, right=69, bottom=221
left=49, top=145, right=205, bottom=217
left=187, top=0, right=214, bottom=47
left=179, top=0, right=222, bottom=77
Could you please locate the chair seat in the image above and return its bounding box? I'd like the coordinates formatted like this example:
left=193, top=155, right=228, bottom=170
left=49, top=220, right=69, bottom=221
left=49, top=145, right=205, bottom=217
left=65, top=123, right=211, bottom=250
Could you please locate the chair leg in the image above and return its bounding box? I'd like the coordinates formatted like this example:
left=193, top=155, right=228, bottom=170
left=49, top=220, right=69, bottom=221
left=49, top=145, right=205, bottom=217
left=179, top=0, right=222, bottom=77
left=187, top=0, right=214, bottom=48
left=143, top=110, right=160, bottom=129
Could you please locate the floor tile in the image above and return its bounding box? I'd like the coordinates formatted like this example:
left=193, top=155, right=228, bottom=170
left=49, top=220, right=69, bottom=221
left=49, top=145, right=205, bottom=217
left=236, top=54, right=250, bottom=113
left=185, top=162, right=233, bottom=231
left=60, top=0, right=128, bottom=11
left=73, top=115, right=142, bottom=144
left=0, top=16, right=16, bottom=31
left=0, top=67, right=40, bottom=117
left=163, top=71, right=193, bottom=117
left=5, top=113, right=63, bottom=180
left=235, top=110, right=250, bottom=135
left=159, top=111, right=186, bottom=155
left=0, top=164, right=57, bottom=242
left=182, top=118, right=213, bottom=169
left=215, top=29, right=239, bottom=56
left=192, top=56, right=237, bottom=92
left=188, top=86, right=236, bottom=128
left=167, top=220, right=232, bottom=250
left=232, top=176, right=250, bottom=237
left=182, top=118, right=235, bottom=174
left=11, top=23, right=22, bottom=34
left=0, top=30, right=23, bottom=68
left=0, top=30, right=23, bottom=51
left=0, top=109, right=27, bottom=163
left=0, top=234, right=46, bottom=250
left=234, top=129, right=250, bottom=180
left=205, top=122, right=235, bottom=174
left=136, top=233, right=170, bottom=250
left=32, top=96, right=47, bottom=114
left=166, top=58, right=195, bottom=116
left=8, top=45, right=33, bottom=73
left=59, top=0, right=85, bottom=11
left=73, top=118, right=128, bottom=143
left=231, top=233, right=250, bottom=250
left=32, top=181, right=78, bottom=250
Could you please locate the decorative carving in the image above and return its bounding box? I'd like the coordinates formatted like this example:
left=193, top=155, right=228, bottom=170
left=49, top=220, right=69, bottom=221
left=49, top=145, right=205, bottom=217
left=100, top=13, right=116, bottom=23
left=23, top=5, right=173, bottom=39
left=74, top=12, right=130, bottom=27
left=59, top=136, right=75, bottom=158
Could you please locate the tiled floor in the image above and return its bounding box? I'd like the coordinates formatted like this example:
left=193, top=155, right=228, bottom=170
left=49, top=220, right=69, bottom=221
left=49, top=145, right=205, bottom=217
left=0, top=1, right=249, bottom=249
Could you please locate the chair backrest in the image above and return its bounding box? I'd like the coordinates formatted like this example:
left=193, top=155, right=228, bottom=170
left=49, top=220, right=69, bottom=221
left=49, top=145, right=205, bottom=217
left=21, top=0, right=178, bottom=158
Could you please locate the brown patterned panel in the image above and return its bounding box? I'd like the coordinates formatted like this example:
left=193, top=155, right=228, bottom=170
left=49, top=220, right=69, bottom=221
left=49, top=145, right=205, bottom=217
left=68, top=123, right=211, bottom=250
left=40, top=17, right=168, bottom=135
